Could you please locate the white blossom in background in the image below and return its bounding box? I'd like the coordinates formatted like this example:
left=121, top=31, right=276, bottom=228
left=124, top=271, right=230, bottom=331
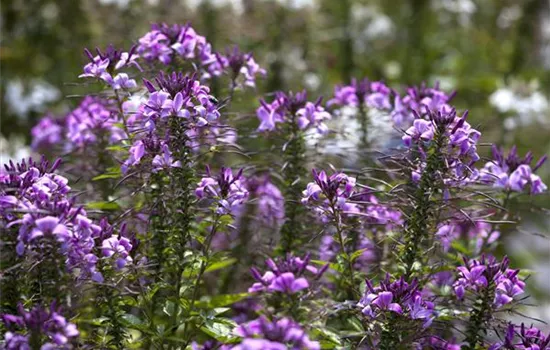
left=497, top=5, right=522, bottom=29
left=98, top=0, right=131, bottom=8
left=489, top=81, right=550, bottom=130
left=0, top=135, right=31, bottom=166
left=350, top=5, right=395, bottom=53
left=306, top=105, right=399, bottom=166
left=186, top=0, right=244, bottom=14
left=5, top=79, right=60, bottom=118
left=432, top=0, right=476, bottom=26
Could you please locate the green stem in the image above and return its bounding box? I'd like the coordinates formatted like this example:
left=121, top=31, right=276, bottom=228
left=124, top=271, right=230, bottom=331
left=464, top=282, right=495, bottom=349
left=402, top=130, right=446, bottom=280
left=279, top=117, right=306, bottom=254
left=331, top=200, right=357, bottom=299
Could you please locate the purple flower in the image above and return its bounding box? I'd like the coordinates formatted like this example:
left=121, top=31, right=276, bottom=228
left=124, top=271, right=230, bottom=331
left=327, top=78, right=392, bottom=111
left=151, top=143, right=182, bottom=172
left=490, top=323, right=550, bottom=350
left=256, top=91, right=331, bottom=134
left=195, top=167, right=249, bottom=215
left=1, top=157, right=106, bottom=282
left=268, top=272, right=309, bottom=294
left=301, top=170, right=358, bottom=220
left=31, top=116, right=63, bottom=151
left=246, top=177, right=285, bottom=227
left=101, top=235, right=133, bottom=269
left=454, top=256, right=524, bottom=308
left=234, top=317, right=320, bottom=350
left=2, top=303, right=79, bottom=349
left=64, top=96, right=126, bottom=149
left=480, top=145, right=547, bottom=194
left=248, top=254, right=326, bottom=295
left=112, top=73, right=137, bottom=90
left=358, top=275, right=434, bottom=326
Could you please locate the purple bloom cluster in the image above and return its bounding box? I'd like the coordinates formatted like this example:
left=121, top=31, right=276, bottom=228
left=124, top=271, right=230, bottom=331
left=301, top=170, right=358, bottom=219
left=247, top=176, right=285, bottom=227
left=249, top=254, right=327, bottom=294
left=327, top=79, right=454, bottom=126
left=0, top=158, right=131, bottom=282
left=195, top=167, right=249, bottom=215
left=327, top=78, right=392, bottom=111
left=436, top=220, right=500, bottom=253
left=31, top=97, right=126, bottom=153
left=256, top=91, right=331, bottom=134
left=392, top=82, right=455, bottom=126
left=31, top=116, right=64, bottom=151
left=65, top=97, right=126, bottom=150
left=358, top=275, right=435, bottom=327
left=403, top=108, right=481, bottom=180
left=416, top=337, right=461, bottom=350
left=454, top=256, right=525, bottom=308
left=216, top=46, right=266, bottom=88
left=233, top=317, right=320, bottom=350
left=136, top=24, right=265, bottom=85
left=490, top=323, right=550, bottom=350
left=122, top=72, right=220, bottom=173
left=2, top=303, right=79, bottom=349
left=79, top=45, right=140, bottom=90
left=480, top=145, right=547, bottom=195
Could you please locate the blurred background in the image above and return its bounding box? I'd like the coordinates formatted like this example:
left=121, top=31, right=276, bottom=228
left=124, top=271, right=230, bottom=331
left=1, top=0, right=549, bottom=325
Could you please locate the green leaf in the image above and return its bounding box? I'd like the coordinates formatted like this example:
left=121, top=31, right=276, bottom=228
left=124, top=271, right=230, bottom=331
left=92, top=173, right=121, bottom=181
left=121, top=314, right=145, bottom=326
left=105, top=145, right=127, bottom=152
left=205, top=258, right=237, bottom=273
left=200, top=319, right=239, bottom=343
left=195, top=293, right=250, bottom=309
left=451, top=240, right=470, bottom=255
left=86, top=201, right=120, bottom=211
left=350, top=248, right=369, bottom=262
left=311, top=259, right=342, bottom=273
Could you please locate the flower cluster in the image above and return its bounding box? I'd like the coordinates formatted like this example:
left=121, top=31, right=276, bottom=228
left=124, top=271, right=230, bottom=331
left=217, top=46, right=266, bottom=88
left=121, top=72, right=220, bottom=173
left=327, top=78, right=392, bottom=111
left=247, top=176, right=285, bottom=227
left=257, top=91, right=331, bottom=134
left=301, top=170, right=358, bottom=219
left=136, top=23, right=265, bottom=84
left=2, top=303, right=79, bottom=349
left=327, top=79, right=454, bottom=127
left=249, top=254, right=327, bottom=294
left=31, top=115, right=63, bottom=151
left=403, top=108, right=481, bottom=181
left=480, top=145, right=547, bottom=194
left=31, top=97, right=126, bottom=153
left=392, top=82, right=455, bottom=126
left=358, top=275, right=435, bottom=327
left=0, top=158, right=131, bottom=282
left=490, top=323, right=550, bottom=350
left=196, top=167, right=249, bottom=215
left=79, top=45, right=140, bottom=89
left=436, top=220, right=500, bottom=253
left=454, top=256, right=525, bottom=308
left=233, top=317, right=320, bottom=350
left=65, top=97, right=126, bottom=150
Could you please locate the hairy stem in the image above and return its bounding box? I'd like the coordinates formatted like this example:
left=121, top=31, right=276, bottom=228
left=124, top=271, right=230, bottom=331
left=402, top=131, right=445, bottom=280
left=279, top=117, right=306, bottom=254
left=465, top=282, right=495, bottom=349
